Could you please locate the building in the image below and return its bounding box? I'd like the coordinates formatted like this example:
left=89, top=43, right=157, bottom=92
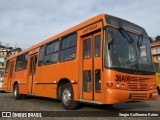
left=0, top=44, right=21, bottom=68
left=151, top=40, right=160, bottom=63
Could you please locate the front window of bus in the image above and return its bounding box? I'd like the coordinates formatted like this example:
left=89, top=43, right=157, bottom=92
left=105, top=27, right=153, bottom=72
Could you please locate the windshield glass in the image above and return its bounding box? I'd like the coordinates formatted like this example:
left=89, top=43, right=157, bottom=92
left=105, top=27, right=153, bottom=72
left=106, top=15, right=148, bottom=36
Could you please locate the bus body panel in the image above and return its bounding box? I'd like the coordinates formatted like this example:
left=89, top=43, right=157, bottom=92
left=103, top=69, right=157, bottom=104
left=156, top=73, right=160, bottom=92
left=34, top=60, right=79, bottom=99
left=104, top=89, right=157, bottom=104
left=14, top=70, right=28, bottom=94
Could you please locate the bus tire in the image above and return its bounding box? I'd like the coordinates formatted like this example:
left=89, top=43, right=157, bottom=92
left=61, top=82, right=78, bottom=110
left=104, top=104, right=113, bottom=107
left=13, top=84, right=22, bottom=100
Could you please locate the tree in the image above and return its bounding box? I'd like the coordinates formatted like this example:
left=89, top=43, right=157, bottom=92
left=156, top=35, right=160, bottom=41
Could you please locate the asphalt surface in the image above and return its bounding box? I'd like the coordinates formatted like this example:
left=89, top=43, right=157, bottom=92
left=0, top=91, right=160, bottom=120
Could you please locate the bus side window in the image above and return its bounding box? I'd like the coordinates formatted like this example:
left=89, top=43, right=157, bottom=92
left=24, top=53, right=28, bottom=69
left=38, top=46, right=45, bottom=66
left=60, top=33, right=77, bottom=62
left=83, top=70, right=91, bottom=92
left=15, top=53, right=28, bottom=71
left=83, top=38, right=91, bottom=59
left=95, top=35, right=101, bottom=57
left=44, top=40, right=59, bottom=65
left=5, top=60, right=10, bottom=73
left=95, top=69, right=101, bottom=92
left=52, top=41, right=59, bottom=63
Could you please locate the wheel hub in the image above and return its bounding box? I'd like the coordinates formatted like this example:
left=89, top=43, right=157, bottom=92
left=62, top=89, right=71, bottom=105
left=14, top=88, right=17, bottom=97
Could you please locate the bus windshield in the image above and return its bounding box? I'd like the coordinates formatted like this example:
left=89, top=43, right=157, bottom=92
left=105, top=27, right=153, bottom=72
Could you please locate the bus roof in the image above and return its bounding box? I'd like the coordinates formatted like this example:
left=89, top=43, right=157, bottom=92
left=8, top=13, right=146, bottom=60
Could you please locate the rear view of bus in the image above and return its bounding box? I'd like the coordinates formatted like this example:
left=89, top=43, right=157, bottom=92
left=104, top=15, right=158, bottom=104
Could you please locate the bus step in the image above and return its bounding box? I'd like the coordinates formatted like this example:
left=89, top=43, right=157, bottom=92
left=79, top=99, right=102, bottom=104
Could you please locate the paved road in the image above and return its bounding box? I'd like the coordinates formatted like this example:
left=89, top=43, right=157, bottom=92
left=0, top=92, right=160, bottom=120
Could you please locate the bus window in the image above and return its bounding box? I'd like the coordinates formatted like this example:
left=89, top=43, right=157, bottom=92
left=44, top=43, right=53, bottom=64
left=5, top=60, right=9, bottom=73
left=60, top=33, right=77, bottom=62
left=34, top=56, right=38, bottom=74
left=95, top=35, right=101, bottom=57
left=83, top=70, right=91, bottom=92
left=24, top=53, right=28, bottom=69
left=44, top=41, right=59, bottom=64
left=95, top=69, right=101, bottom=92
left=61, top=34, right=77, bottom=49
left=16, top=53, right=28, bottom=71
left=52, top=41, right=59, bottom=63
left=30, top=58, right=33, bottom=75
left=60, top=34, right=77, bottom=62
left=38, top=46, right=45, bottom=66
left=83, top=38, right=91, bottom=59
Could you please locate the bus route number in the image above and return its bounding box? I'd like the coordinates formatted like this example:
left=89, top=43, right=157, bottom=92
left=115, top=75, right=130, bottom=82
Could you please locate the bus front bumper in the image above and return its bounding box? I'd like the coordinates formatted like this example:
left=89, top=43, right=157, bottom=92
left=104, top=89, right=158, bottom=104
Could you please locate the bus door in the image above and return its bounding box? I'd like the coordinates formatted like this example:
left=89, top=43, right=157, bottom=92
left=82, top=31, right=102, bottom=101
left=8, top=62, right=14, bottom=91
left=28, top=53, right=38, bottom=94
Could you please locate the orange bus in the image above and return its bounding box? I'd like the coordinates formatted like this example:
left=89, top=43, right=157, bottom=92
left=2, top=14, right=158, bottom=110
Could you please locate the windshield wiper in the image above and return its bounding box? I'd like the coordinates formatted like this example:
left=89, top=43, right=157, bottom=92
left=118, top=27, right=133, bottom=43
left=118, top=27, right=139, bottom=68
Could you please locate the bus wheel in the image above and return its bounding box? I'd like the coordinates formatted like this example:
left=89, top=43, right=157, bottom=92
left=104, top=104, right=113, bottom=107
left=61, top=83, right=78, bottom=110
left=13, top=84, right=22, bottom=100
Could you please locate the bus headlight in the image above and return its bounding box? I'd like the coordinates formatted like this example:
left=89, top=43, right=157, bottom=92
left=116, top=83, right=120, bottom=89
left=150, top=85, right=153, bottom=89
left=152, top=92, right=158, bottom=96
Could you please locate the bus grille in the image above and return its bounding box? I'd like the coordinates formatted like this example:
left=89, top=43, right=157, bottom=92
left=130, top=93, right=148, bottom=101
left=127, top=77, right=150, bottom=91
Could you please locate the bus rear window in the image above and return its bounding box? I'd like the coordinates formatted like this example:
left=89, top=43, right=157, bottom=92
left=5, top=60, right=9, bottom=73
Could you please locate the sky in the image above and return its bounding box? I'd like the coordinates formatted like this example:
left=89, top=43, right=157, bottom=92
left=0, top=0, right=160, bottom=49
